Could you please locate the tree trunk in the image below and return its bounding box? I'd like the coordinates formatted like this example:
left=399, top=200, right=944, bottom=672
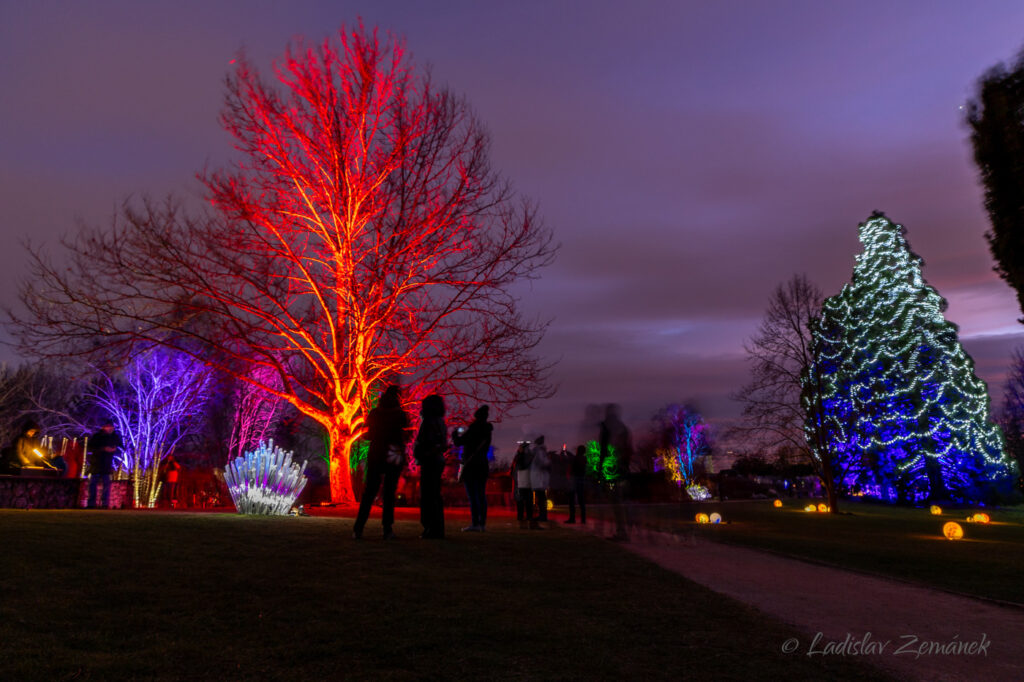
left=328, top=428, right=359, bottom=505
left=924, top=454, right=949, bottom=502
left=826, top=481, right=838, bottom=513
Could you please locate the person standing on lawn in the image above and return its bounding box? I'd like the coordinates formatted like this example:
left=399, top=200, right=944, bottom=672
left=414, top=394, right=448, bottom=539
left=87, top=420, right=122, bottom=509
left=529, top=436, right=550, bottom=526
left=160, top=454, right=183, bottom=509
left=453, top=405, right=493, bottom=532
left=511, top=441, right=533, bottom=527
left=353, top=385, right=410, bottom=540
left=566, top=444, right=587, bottom=524
left=599, top=403, right=633, bottom=541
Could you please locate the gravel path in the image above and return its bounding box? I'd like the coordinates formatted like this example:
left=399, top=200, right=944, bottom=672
left=583, top=525, right=1024, bottom=681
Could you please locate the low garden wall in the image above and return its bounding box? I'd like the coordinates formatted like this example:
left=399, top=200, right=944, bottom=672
left=0, top=475, right=130, bottom=509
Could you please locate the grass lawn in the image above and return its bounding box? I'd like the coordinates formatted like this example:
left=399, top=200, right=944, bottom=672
left=596, top=499, right=1024, bottom=604
left=0, top=510, right=888, bottom=681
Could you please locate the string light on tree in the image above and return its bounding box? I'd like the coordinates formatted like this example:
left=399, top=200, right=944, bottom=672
left=804, top=213, right=1013, bottom=504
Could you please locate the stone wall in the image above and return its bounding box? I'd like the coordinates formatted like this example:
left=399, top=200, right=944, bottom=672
left=0, top=476, right=131, bottom=509
left=77, top=479, right=131, bottom=509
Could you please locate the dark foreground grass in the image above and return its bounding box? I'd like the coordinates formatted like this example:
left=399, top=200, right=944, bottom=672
left=599, top=499, right=1024, bottom=604
left=0, top=510, right=887, bottom=681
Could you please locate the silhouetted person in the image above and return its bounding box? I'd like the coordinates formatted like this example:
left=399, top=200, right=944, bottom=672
left=160, top=454, right=183, bottom=508
left=530, top=436, right=550, bottom=524
left=353, top=385, right=410, bottom=540
left=512, top=441, right=533, bottom=527
left=567, top=444, right=588, bottom=524
left=599, top=404, right=632, bottom=541
left=454, top=405, right=492, bottom=532
left=414, top=394, right=448, bottom=539
left=88, top=421, right=122, bottom=508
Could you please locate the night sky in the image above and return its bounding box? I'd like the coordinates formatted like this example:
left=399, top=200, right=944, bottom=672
left=3, top=1, right=1024, bottom=457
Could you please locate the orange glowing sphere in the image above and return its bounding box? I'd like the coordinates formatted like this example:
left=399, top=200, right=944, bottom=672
left=929, top=505, right=942, bottom=515
left=972, top=513, right=990, bottom=524
left=804, top=505, right=816, bottom=512
left=942, top=522, right=964, bottom=540
left=695, top=513, right=710, bottom=524
left=773, top=499, right=783, bottom=508
left=817, top=503, right=829, bottom=513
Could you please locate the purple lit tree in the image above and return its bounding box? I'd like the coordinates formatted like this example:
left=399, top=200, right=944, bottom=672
left=652, top=404, right=712, bottom=488
left=90, top=345, right=213, bottom=507
left=226, top=365, right=285, bottom=465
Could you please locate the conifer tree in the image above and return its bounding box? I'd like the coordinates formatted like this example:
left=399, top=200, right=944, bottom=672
left=804, top=213, right=1011, bottom=503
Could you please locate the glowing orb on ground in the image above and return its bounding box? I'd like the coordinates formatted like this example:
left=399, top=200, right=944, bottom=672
left=817, top=503, right=829, bottom=513
left=971, top=513, right=990, bottom=524
left=942, top=522, right=964, bottom=540
left=929, top=505, right=942, bottom=515
left=804, top=505, right=817, bottom=512
left=709, top=512, right=722, bottom=524
left=695, top=513, right=710, bottom=524
left=773, top=499, right=783, bottom=508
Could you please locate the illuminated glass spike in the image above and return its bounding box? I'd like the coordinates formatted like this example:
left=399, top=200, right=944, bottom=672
left=225, top=440, right=308, bottom=515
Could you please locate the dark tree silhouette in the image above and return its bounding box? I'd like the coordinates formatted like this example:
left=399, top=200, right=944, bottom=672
left=732, top=274, right=840, bottom=510
left=967, top=49, right=1024, bottom=322
left=1000, top=348, right=1024, bottom=492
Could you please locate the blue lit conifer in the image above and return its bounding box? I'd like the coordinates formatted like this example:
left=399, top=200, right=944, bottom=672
left=804, top=213, right=1011, bottom=503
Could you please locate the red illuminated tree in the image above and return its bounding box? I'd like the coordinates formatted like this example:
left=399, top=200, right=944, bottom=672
left=9, top=24, right=555, bottom=503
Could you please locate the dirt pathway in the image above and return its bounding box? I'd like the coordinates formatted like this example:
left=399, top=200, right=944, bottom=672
left=581, top=524, right=1024, bottom=681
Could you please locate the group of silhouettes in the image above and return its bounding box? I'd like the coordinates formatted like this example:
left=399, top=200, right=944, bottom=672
left=352, top=386, right=627, bottom=540
left=352, top=385, right=494, bottom=540
left=510, top=437, right=588, bottom=529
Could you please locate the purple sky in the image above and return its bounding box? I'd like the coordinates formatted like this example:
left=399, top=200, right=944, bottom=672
left=3, top=1, right=1024, bottom=458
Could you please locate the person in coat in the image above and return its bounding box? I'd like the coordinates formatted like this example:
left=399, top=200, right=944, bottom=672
left=599, top=403, right=633, bottom=541
left=512, top=441, right=534, bottom=528
left=567, top=444, right=588, bottom=524
left=414, top=394, right=448, bottom=539
left=160, top=454, right=183, bottom=509
left=529, top=436, right=551, bottom=525
left=453, top=405, right=493, bottom=532
left=87, top=420, right=122, bottom=508
left=353, top=385, right=410, bottom=540
left=14, top=422, right=50, bottom=469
